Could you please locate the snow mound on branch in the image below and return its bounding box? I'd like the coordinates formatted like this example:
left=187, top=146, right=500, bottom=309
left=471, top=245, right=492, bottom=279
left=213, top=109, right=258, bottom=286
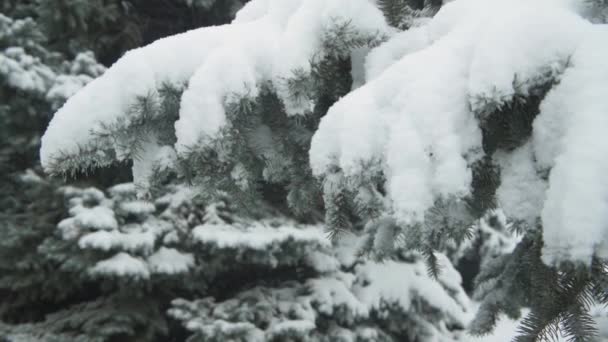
left=59, top=205, right=118, bottom=232
left=192, top=222, right=329, bottom=249
left=147, top=247, right=194, bottom=274
left=494, top=143, right=547, bottom=229
left=354, top=256, right=469, bottom=326
left=78, top=228, right=157, bottom=252
left=40, top=0, right=389, bottom=170
left=90, top=252, right=150, bottom=279
left=311, top=0, right=607, bottom=265
left=536, top=26, right=608, bottom=265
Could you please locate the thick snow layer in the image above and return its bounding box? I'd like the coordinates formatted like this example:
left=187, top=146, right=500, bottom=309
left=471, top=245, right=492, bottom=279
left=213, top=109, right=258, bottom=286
left=494, top=143, right=547, bottom=228
left=147, top=247, right=194, bottom=274
left=40, top=0, right=388, bottom=169
left=536, top=26, right=608, bottom=265
left=90, top=252, right=150, bottom=279
left=364, top=26, right=430, bottom=81
left=192, top=222, right=329, bottom=249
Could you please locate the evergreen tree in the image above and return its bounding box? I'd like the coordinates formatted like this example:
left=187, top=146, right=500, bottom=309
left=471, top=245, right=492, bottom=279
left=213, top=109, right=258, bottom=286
left=0, top=12, right=104, bottom=173
left=2, top=180, right=470, bottom=341
left=36, top=0, right=608, bottom=340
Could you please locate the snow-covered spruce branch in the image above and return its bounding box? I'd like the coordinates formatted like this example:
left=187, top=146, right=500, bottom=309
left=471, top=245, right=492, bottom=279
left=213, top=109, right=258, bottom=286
left=40, top=0, right=608, bottom=339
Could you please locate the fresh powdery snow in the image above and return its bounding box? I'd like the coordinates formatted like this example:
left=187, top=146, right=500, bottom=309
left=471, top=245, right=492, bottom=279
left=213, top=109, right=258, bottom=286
left=192, top=222, right=329, bottom=249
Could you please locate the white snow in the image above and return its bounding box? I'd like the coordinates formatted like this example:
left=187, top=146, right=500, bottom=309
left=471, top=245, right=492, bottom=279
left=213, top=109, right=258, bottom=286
left=108, top=182, right=137, bottom=196
left=354, top=258, right=469, bottom=326
left=67, top=205, right=118, bottom=231
left=78, top=227, right=157, bottom=252
left=46, top=74, right=95, bottom=109
left=192, top=222, right=329, bottom=249
left=267, top=320, right=315, bottom=337
left=0, top=47, right=54, bottom=93
left=535, top=26, right=608, bottom=265
left=89, top=252, right=150, bottom=279
left=311, top=0, right=487, bottom=225
left=364, top=26, right=430, bottom=81
left=494, top=143, right=547, bottom=228
left=308, top=272, right=368, bottom=321
left=119, top=200, right=156, bottom=216
left=147, top=247, right=194, bottom=274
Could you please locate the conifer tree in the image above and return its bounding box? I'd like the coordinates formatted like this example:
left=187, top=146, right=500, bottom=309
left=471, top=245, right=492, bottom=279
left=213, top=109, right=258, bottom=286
left=39, top=0, right=608, bottom=340
left=2, top=179, right=471, bottom=341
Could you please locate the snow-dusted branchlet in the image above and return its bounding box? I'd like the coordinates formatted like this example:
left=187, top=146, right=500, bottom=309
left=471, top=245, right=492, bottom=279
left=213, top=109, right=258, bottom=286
left=39, top=0, right=608, bottom=339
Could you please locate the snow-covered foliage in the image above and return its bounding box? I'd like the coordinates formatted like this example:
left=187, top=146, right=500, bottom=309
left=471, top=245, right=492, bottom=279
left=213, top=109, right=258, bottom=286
left=170, top=240, right=470, bottom=342
left=311, top=0, right=608, bottom=267
left=0, top=12, right=104, bottom=174
left=41, top=0, right=608, bottom=268
left=0, top=14, right=104, bottom=105
left=36, top=0, right=608, bottom=339
left=2, top=176, right=472, bottom=341
left=57, top=184, right=193, bottom=279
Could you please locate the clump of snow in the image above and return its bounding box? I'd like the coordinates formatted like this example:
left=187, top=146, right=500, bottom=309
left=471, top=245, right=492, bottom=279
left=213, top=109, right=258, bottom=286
left=192, top=222, right=329, bottom=249
left=78, top=228, right=157, bottom=253
left=267, top=320, right=315, bottom=339
left=494, top=143, right=547, bottom=229
left=305, top=250, right=340, bottom=273
left=354, top=257, right=469, bottom=326
left=108, top=182, right=137, bottom=196
left=147, top=247, right=194, bottom=274
left=119, top=200, right=156, bottom=216
left=535, top=26, right=608, bottom=265
left=18, top=169, right=44, bottom=184
left=90, top=252, right=150, bottom=279
left=65, top=205, right=118, bottom=231
left=0, top=47, right=54, bottom=93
